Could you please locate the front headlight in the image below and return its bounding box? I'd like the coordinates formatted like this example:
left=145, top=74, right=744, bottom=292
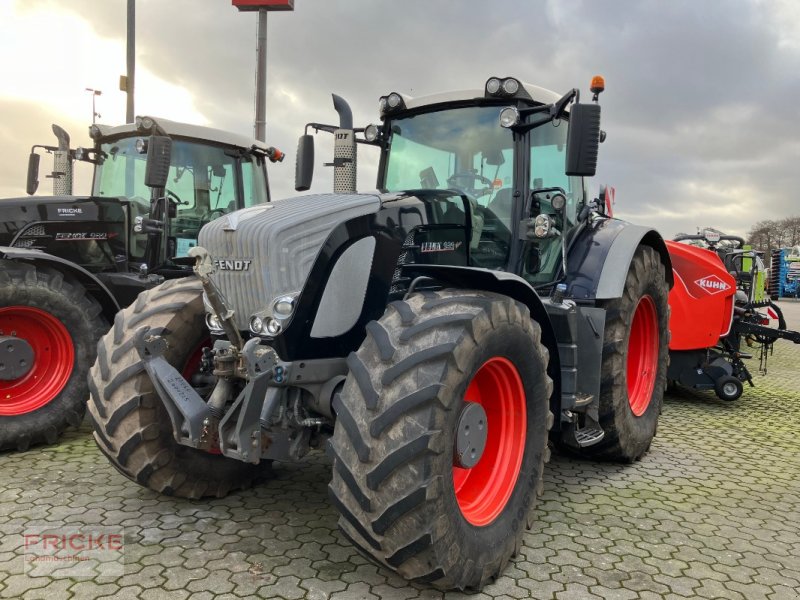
left=205, top=312, right=223, bottom=332
left=534, top=214, right=554, bottom=238
left=272, top=294, right=297, bottom=319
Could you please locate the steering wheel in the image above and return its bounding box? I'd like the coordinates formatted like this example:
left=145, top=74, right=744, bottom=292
left=447, top=172, right=493, bottom=197
left=165, top=189, right=187, bottom=206
left=204, top=208, right=228, bottom=223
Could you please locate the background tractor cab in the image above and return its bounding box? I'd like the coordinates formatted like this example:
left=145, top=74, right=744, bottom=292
left=22, top=116, right=278, bottom=285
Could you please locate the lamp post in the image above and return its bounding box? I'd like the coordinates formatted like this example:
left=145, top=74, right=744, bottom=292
left=85, top=88, right=102, bottom=124
left=232, top=0, right=295, bottom=142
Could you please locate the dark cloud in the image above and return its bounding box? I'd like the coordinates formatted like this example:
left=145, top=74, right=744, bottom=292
left=18, top=0, right=800, bottom=237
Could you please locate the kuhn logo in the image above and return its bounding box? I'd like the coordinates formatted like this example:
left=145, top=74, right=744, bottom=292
left=695, top=274, right=731, bottom=295
left=214, top=259, right=252, bottom=272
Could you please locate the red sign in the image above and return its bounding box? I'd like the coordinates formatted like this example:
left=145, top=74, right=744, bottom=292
left=232, top=0, right=294, bottom=11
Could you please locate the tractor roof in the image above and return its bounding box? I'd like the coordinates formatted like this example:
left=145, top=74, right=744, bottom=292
left=403, top=82, right=562, bottom=111
left=95, top=117, right=269, bottom=152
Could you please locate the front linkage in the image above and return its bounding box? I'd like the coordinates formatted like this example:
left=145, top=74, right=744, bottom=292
left=134, top=250, right=345, bottom=464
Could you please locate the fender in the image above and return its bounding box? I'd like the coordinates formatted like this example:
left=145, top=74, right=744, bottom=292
left=400, top=263, right=563, bottom=414
left=564, top=219, right=673, bottom=301
left=0, top=246, right=120, bottom=323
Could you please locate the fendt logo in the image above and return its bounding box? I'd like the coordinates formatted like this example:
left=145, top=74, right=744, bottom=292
left=695, top=274, right=731, bottom=295
left=213, top=258, right=252, bottom=272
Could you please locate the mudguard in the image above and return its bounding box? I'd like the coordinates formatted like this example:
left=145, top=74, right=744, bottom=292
left=0, top=246, right=120, bottom=322
left=399, top=263, right=564, bottom=412
left=401, top=264, right=558, bottom=362
left=565, top=219, right=673, bottom=301
left=666, top=241, right=736, bottom=350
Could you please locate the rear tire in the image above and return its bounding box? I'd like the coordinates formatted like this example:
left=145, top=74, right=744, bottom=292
left=0, top=260, right=106, bottom=451
left=328, top=289, right=553, bottom=590
left=88, top=277, right=269, bottom=499
left=582, top=245, right=670, bottom=462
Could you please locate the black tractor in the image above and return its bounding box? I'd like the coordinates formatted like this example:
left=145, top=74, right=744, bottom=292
left=0, top=117, right=282, bottom=450
left=89, top=76, right=673, bottom=590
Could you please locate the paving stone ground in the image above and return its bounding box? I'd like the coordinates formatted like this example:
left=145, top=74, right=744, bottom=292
left=1, top=301, right=799, bottom=599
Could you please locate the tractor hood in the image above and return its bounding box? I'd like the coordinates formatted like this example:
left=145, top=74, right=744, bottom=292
left=198, top=193, right=382, bottom=331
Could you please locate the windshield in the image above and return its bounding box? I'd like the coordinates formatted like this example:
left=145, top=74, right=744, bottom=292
left=384, top=106, right=514, bottom=199
left=93, top=137, right=267, bottom=259
left=382, top=104, right=584, bottom=284
left=383, top=106, right=516, bottom=268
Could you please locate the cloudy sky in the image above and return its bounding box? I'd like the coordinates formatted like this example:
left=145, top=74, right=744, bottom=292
left=1, top=0, right=798, bottom=238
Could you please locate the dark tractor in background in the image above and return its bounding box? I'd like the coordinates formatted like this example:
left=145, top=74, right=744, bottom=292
left=0, top=117, right=282, bottom=450
left=89, top=76, right=673, bottom=590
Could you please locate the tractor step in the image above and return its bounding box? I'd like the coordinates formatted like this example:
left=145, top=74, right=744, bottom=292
left=573, top=424, right=605, bottom=447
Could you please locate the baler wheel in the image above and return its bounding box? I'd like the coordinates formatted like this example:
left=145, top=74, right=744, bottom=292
left=0, top=260, right=106, bottom=451
left=328, top=289, right=553, bottom=590
left=714, top=375, right=743, bottom=401
left=88, top=277, right=269, bottom=498
left=581, top=245, right=670, bottom=462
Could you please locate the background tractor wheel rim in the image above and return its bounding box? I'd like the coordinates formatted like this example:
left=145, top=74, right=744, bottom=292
left=723, top=382, right=738, bottom=397
left=453, top=356, right=526, bottom=527
left=627, top=295, right=659, bottom=416
left=0, top=306, right=74, bottom=416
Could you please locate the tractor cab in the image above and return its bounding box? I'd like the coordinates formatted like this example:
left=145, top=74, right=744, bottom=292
left=89, top=117, right=276, bottom=273
left=21, top=116, right=279, bottom=279
left=297, top=77, right=604, bottom=290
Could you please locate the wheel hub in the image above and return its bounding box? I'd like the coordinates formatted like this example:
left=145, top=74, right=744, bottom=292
left=0, top=336, right=35, bottom=381
left=453, top=401, right=488, bottom=469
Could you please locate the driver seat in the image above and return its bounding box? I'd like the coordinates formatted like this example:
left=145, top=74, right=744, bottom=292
left=485, top=188, right=513, bottom=228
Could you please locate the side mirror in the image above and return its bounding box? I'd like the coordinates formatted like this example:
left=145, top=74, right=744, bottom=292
left=565, top=103, right=601, bottom=177
left=26, top=152, right=40, bottom=195
left=295, top=134, right=314, bottom=191
left=144, top=135, right=172, bottom=189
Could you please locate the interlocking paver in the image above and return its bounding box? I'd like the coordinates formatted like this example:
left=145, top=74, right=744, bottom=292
left=1, top=301, right=799, bottom=599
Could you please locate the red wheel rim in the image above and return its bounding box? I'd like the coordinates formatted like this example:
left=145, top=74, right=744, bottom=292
left=453, top=357, right=526, bottom=526
left=0, top=306, right=74, bottom=416
left=627, top=295, right=659, bottom=416
left=181, top=340, right=208, bottom=382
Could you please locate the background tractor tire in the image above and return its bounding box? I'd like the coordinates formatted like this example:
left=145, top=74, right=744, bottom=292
left=581, top=245, right=670, bottom=462
left=88, top=277, right=269, bottom=499
left=328, top=289, right=553, bottom=591
left=0, top=260, right=107, bottom=451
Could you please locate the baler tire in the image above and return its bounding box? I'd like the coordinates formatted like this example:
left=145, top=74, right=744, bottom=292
left=714, top=375, right=743, bottom=401
left=582, top=245, right=670, bottom=462
left=328, top=289, right=553, bottom=591
left=88, top=277, right=270, bottom=499
left=0, top=260, right=107, bottom=451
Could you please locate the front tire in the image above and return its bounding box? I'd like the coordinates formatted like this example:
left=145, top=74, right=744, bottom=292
left=328, top=290, right=553, bottom=590
left=0, top=260, right=107, bottom=451
left=583, top=245, right=670, bottom=462
left=88, top=277, right=269, bottom=498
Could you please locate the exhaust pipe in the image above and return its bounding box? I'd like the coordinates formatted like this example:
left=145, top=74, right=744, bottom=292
left=331, top=94, right=356, bottom=194
left=51, top=124, right=73, bottom=196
